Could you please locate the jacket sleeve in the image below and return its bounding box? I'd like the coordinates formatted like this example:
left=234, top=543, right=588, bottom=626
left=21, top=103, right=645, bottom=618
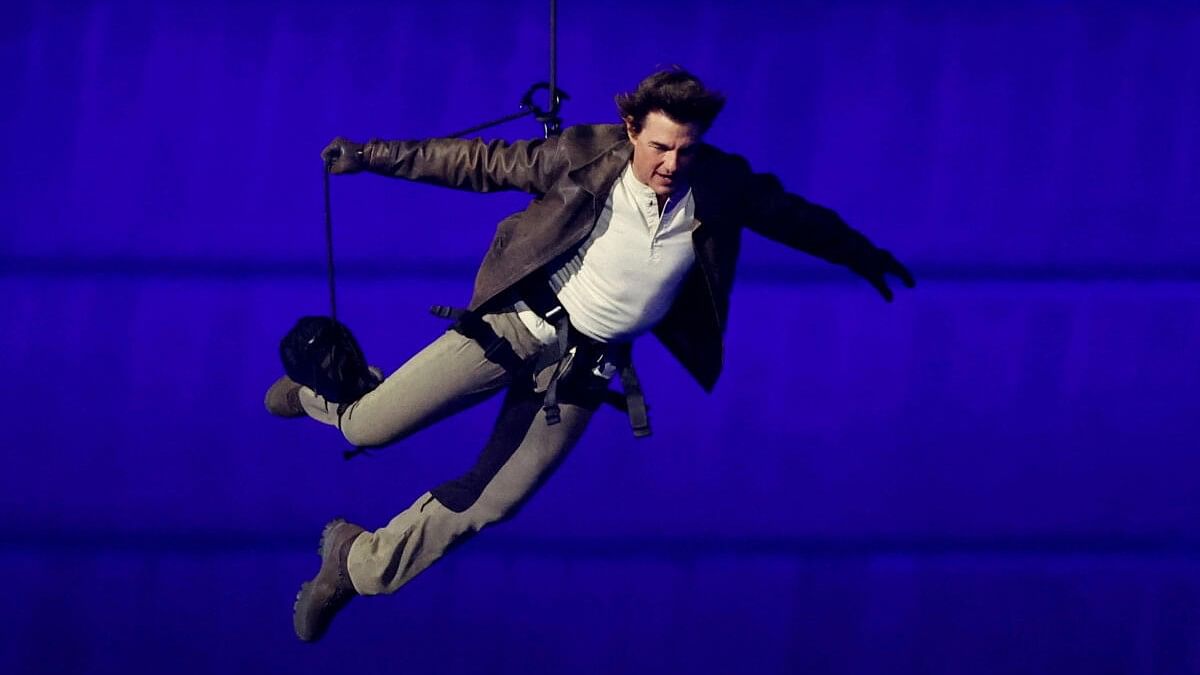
left=732, top=155, right=886, bottom=274
left=362, top=135, right=564, bottom=196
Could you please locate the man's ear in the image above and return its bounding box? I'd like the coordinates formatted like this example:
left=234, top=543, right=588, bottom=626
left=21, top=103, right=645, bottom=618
left=624, top=115, right=638, bottom=142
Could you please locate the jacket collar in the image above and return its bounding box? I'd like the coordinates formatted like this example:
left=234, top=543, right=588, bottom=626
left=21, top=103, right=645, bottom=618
left=568, top=130, right=634, bottom=197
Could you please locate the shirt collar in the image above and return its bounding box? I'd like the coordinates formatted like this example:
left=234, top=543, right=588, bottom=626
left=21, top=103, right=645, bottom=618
left=621, top=163, right=692, bottom=218
left=621, top=163, right=657, bottom=199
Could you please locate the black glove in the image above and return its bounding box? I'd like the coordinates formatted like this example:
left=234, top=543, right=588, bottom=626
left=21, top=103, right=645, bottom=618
left=857, top=248, right=916, bottom=302
left=320, top=136, right=367, bottom=174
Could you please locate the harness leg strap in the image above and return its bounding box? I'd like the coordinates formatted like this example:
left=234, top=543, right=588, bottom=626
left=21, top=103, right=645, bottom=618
left=618, top=362, right=651, bottom=438
left=442, top=308, right=527, bottom=374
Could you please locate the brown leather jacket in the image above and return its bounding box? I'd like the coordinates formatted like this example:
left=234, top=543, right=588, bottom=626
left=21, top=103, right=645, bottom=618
left=362, top=124, right=885, bottom=391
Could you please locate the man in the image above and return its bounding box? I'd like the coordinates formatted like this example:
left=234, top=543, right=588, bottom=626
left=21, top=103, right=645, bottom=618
left=266, top=68, right=914, bottom=643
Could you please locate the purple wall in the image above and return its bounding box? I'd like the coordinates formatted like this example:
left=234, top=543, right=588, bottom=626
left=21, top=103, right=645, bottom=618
left=2, top=1, right=1199, bottom=673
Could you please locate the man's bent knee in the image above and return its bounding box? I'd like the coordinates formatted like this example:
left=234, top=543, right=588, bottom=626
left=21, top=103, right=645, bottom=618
left=339, top=413, right=403, bottom=449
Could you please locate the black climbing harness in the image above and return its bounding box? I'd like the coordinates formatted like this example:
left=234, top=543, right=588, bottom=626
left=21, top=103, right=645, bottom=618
left=430, top=275, right=652, bottom=439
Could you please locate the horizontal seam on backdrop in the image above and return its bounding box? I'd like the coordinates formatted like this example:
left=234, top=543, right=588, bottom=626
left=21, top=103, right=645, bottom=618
left=3, top=531, right=1200, bottom=559
left=4, top=256, right=1200, bottom=284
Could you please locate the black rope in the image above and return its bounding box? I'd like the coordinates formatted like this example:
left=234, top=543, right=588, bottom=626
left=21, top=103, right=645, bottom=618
left=448, top=108, right=535, bottom=139
left=445, top=0, right=564, bottom=139
left=549, top=0, right=557, bottom=114
left=322, top=158, right=337, bottom=320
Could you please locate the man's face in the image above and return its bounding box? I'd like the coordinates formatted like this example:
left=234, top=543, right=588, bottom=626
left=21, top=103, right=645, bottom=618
left=626, top=110, right=704, bottom=197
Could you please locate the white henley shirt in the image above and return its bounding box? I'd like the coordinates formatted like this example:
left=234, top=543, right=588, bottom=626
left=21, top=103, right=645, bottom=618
left=517, top=162, right=697, bottom=344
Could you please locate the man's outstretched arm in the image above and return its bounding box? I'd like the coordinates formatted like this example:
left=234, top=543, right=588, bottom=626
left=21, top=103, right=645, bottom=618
left=321, top=135, right=565, bottom=196
left=735, top=158, right=916, bottom=301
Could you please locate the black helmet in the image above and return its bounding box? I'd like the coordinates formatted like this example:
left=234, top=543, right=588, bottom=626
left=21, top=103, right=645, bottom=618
left=279, top=316, right=379, bottom=404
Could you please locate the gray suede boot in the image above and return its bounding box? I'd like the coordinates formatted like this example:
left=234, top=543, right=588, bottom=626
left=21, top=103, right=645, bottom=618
left=264, top=375, right=304, bottom=417
left=293, top=519, right=365, bottom=643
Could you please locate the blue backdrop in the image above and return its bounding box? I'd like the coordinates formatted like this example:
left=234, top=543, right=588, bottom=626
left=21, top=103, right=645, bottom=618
left=2, top=1, right=1199, bottom=673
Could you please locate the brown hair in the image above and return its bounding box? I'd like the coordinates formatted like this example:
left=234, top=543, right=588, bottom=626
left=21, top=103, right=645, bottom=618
left=615, top=67, right=726, bottom=133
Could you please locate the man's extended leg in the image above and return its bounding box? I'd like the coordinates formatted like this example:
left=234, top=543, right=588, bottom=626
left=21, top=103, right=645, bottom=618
left=346, top=389, right=595, bottom=595
left=293, top=389, right=596, bottom=641
left=289, top=311, right=601, bottom=641
left=286, top=311, right=549, bottom=448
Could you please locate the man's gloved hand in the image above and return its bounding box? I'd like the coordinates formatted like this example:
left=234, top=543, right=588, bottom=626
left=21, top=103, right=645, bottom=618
left=857, top=248, right=916, bottom=302
left=321, top=137, right=368, bottom=174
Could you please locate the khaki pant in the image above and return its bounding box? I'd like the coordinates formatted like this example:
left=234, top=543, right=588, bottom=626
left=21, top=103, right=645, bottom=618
left=298, top=310, right=595, bottom=595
